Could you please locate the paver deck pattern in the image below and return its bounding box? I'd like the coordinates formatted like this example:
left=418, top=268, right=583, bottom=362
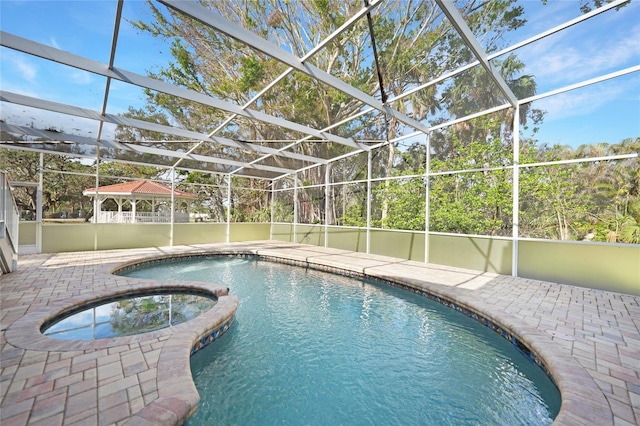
left=1, top=241, right=638, bottom=425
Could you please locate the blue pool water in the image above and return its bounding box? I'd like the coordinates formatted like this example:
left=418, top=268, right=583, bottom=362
left=122, top=256, right=561, bottom=425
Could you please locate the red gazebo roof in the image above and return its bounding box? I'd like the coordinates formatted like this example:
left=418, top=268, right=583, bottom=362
left=83, top=180, right=196, bottom=199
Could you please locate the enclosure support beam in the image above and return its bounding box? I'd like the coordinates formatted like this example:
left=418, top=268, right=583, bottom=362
left=93, top=153, right=100, bottom=250
left=226, top=176, right=232, bottom=243
left=325, top=165, right=330, bottom=248
left=36, top=153, right=43, bottom=254
left=424, top=133, right=431, bottom=264
left=96, top=0, right=123, bottom=144
left=217, top=1, right=382, bottom=177
left=366, top=151, right=372, bottom=255
left=170, top=171, right=175, bottom=247
left=436, top=0, right=518, bottom=107
left=0, top=92, right=303, bottom=177
left=512, top=106, right=520, bottom=277
left=293, top=177, right=298, bottom=244
left=269, top=183, right=275, bottom=240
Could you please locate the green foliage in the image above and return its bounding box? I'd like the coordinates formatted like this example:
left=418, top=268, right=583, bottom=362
left=338, top=202, right=366, bottom=227
left=271, top=199, right=294, bottom=223
left=98, top=162, right=161, bottom=181
left=238, top=57, right=265, bottom=92
left=375, top=177, right=426, bottom=231
left=0, top=150, right=98, bottom=218
left=180, top=172, right=227, bottom=222
left=429, top=170, right=512, bottom=236
left=519, top=138, right=640, bottom=243
left=231, top=178, right=271, bottom=222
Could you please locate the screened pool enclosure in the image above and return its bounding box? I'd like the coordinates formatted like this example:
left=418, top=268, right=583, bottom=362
left=0, top=0, right=638, bottom=293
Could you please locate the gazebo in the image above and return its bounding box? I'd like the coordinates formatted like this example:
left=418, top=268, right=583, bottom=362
left=83, top=180, right=196, bottom=224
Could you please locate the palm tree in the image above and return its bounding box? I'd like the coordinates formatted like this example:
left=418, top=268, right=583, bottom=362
left=440, top=54, right=538, bottom=144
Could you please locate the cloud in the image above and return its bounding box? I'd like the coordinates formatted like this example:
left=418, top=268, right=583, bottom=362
left=533, top=76, right=633, bottom=121
left=14, top=57, right=37, bottom=82
left=529, top=32, right=638, bottom=82
left=521, top=1, right=578, bottom=36
left=48, top=36, right=61, bottom=50
left=518, top=8, right=640, bottom=87
left=2, top=51, right=38, bottom=82
left=69, top=70, right=94, bottom=85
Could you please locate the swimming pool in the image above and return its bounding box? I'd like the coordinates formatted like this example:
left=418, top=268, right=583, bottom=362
left=122, top=255, right=561, bottom=425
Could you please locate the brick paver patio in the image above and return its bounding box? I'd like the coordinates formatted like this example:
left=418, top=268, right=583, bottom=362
left=1, top=241, right=638, bottom=425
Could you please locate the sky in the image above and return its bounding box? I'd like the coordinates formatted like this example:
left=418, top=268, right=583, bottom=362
left=0, top=0, right=639, bottom=149
left=511, top=0, right=640, bottom=147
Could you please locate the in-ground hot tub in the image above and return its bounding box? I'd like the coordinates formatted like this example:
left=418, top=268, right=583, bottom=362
left=41, top=289, right=218, bottom=340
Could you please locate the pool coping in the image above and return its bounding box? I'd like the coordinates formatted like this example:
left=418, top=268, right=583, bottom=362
left=2, top=241, right=636, bottom=425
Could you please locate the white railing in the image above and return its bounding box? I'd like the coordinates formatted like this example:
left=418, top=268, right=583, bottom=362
left=97, top=211, right=190, bottom=223
left=0, top=171, right=20, bottom=272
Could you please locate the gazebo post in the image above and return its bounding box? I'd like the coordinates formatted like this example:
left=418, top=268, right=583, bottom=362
left=95, top=197, right=105, bottom=224
left=131, top=199, right=137, bottom=224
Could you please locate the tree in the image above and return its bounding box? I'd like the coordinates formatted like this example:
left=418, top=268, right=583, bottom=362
left=231, top=177, right=272, bottom=222
left=374, top=177, right=426, bottom=230
left=518, top=138, right=640, bottom=243
left=181, top=171, right=227, bottom=222
left=0, top=148, right=97, bottom=218
left=0, top=148, right=41, bottom=217
left=588, top=138, right=640, bottom=243
left=127, top=0, right=536, bottom=228
left=368, top=0, right=530, bottom=224
left=429, top=127, right=513, bottom=236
